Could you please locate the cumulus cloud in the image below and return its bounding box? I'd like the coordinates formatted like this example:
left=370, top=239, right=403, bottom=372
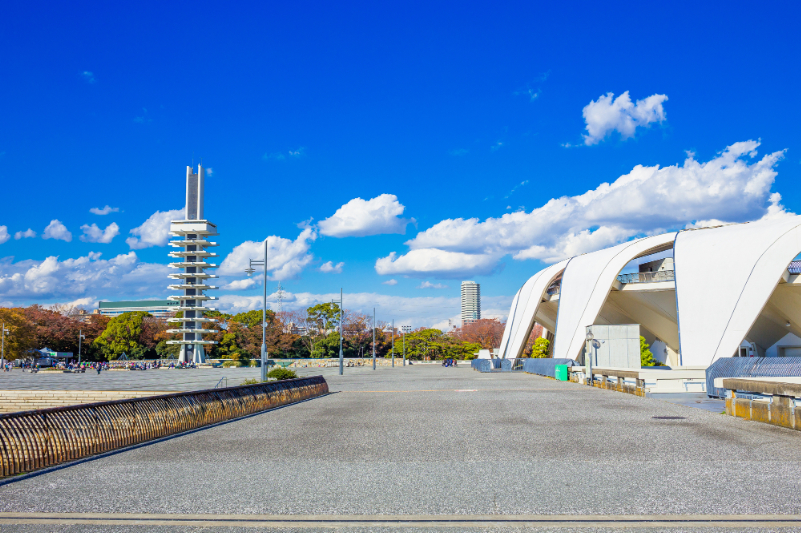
left=0, top=252, right=170, bottom=303
left=319, top=261, right=344, bottom=274
left=80, top=223, right=120, bottom=244
left=14, top=229, right=36, bottom=240
left=82, top=71, right=95, bottom=84
left=126, top=208, right=184, bottom=249
left=0, top=226, right=9, bottom=245
left=222, top=278, right=256, bottom=291
left=378, top=140, right=789, bottom=275
left=582, top=91, right=668, bottom=145
left=418, top=281, right=448, bottom=289
left=43, top=220, right=72, bottom=242
left=218, top=228, right=317, bottom=280
left=216, top=290, right=513, bottom=329
left=382, top=279, right=398, bottom=286
left=90, top=205, right=119, bottom=215
left=318, top=194, right=414, bottom=237
left=375, top=249, right=500, bottom=278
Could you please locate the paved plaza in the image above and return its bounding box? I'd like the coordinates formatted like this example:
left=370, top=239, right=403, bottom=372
left=1, top=365, right=801, bottom=532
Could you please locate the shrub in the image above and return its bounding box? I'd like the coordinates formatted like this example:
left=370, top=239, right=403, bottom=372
left=240, top=378, right=261, bottom=385
left=221, top=360, right=245, bottom=368
left=640, top=336, right=658, bottom=366
left=530, top=337, right=551, bottom=358
left=267, top=367, right=297, bottom=381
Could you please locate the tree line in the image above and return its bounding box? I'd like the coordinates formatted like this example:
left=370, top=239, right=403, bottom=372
left=0, top=304, right=522, bottom=362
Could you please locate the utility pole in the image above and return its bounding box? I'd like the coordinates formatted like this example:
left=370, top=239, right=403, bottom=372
left=372, top=307, right=376, bottom=370
left=78, top=330, right=85, bottom=364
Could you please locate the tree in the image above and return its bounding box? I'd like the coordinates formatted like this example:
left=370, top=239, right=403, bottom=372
left=231, top=309, right=276, bottom=329
left=455, top=319, right=506, bottom=349
left=93, top=312, right=150, bottom=360
left=0, top=307, right=35, bottom=360
left=640, top=336, right=657, bottom=366
left=306, top=302, right=341, bottom=332
left=530, top=337, right=550, bottom=358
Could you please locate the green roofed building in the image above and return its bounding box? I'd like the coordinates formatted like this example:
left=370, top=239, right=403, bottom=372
left=97, top=300, right=178, bottom=318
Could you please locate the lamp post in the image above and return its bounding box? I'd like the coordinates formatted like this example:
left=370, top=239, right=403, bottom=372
left=585, top=326, right=594, bottom=386
left=245, top=239, right=268, bottom=381
left=372, top=308, right=376, bottom=370
left=330, top=289, right=344, bottom=375
left=401, top=325, right=410, bottom=366
left=1, top=323, right=9, bottom=369
left=78, top=330, right=85, bottom=365
left=382, top=321, right=395, bottom=368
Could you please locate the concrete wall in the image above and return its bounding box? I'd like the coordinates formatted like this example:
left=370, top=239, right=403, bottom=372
left=586, top=324, right=640, bottom=369
left=0, top=390, right=169, bottom=413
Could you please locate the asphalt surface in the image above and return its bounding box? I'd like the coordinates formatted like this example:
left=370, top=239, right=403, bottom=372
left=1, top=366, right=800, bottom=532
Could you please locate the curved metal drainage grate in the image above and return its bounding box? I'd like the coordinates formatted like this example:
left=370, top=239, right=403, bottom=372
left=652, top=416, right=687, bottom=420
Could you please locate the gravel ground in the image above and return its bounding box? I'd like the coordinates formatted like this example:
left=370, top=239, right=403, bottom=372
left=1, top=366, right=800, bottom=530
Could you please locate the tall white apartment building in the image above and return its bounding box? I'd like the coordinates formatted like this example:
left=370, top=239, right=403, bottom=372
left=461, top=281, right=481, bottom=325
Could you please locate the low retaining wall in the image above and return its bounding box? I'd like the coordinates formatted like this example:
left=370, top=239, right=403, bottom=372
left=569, top=368, right=646, bottom=397
left=0, top=391, right=171, bottom=414
left=0, top=376, right=328, bottom=478
left=721, top=377, right=801, bottom=431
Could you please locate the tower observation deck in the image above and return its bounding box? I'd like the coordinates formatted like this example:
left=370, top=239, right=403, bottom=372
left=166, top=165, right=219, bottom=363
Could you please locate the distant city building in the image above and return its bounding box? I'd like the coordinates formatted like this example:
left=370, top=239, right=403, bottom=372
left=166, top=165, right=219, bottom=364
left=461, top=281, right=481, bottom=325
left=98, top=300, right=178, bottom=318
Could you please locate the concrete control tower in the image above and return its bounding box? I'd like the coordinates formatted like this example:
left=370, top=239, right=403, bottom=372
left=166, top=165, right=219, bottom=363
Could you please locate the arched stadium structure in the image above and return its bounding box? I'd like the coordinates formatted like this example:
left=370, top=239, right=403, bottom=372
left=499, top=216, right=801, bottom=367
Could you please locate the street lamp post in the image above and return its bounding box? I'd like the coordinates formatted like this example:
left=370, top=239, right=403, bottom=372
left=391, top=319, right=395, bottom=367
left=1, top=323, right=9, bottom=369
left=372, top=307, right=376, bottom=370
left=585, top=326, right=594, bottom=386
left=330, top=289, right=344, bottom=375
left=246, top=239, right=268, bottom=382
left=78, top=330, right=85, bottom=365
left=401, top=325, right=410, bottom=366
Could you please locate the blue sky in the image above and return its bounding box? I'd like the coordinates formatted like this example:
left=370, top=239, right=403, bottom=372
left=1, top=1, right=800, bottom=327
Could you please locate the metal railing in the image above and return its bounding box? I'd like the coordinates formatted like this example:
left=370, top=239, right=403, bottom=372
left=706, top=357, right=801, bottom=398
left=0, top=376, right=328, bottom=478
left=616, top=270, right=675, bottom=284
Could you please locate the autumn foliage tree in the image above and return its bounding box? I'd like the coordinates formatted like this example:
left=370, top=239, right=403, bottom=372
left=454, top=319, right=506, bottom=349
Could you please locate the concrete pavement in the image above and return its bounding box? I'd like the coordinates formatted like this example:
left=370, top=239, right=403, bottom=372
left=1, top=365, right=800, bottom=531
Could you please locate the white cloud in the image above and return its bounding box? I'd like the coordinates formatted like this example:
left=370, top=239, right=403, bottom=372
left=264, top=147, right=305, bottom=161
left=216, top=290, right=513, bottom=329
left=126, top=208, right=183, bottom=249
left=222, top=278, right=257, bottom=291
left=82, top=71, right=95, bottom=84
left=376, top=249, right=500, bottom=278
left=14, top=229, right=36, bottom=240
left=382, top=279, right=398, bottom=286
left=218, top=228, right=317, bottom=280
left=380, top=140, right=788, bottom=274
left=0, top=252, right=170, bottom=304
left=80, top=223, right=120, bottom=244
left=319, top=261, right=344, bottom=274
left=449, top=148, right=468, bottom=156
left=43, top=220, right=72, bottom=242
left=582, top=91, right=668, bottom=145
left=418, top=281, right=448, bottom=289
left=90, top=205, right=119, bottom=215
left=318, top=194, right=414, bottom=237
left=0, top=226, right=8, bottom=245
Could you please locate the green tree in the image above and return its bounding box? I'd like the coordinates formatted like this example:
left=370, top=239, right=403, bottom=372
left=640, top=336, right=657, bottom=366
left=530, top=338, right=550, bottom=358
left=231, top=309, right=275, bottom=329
left=93, top=312, right=150, bottom=361
left=306, top=302, right=341, bottom=331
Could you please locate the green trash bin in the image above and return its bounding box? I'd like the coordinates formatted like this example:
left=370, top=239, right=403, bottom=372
left=555, top=364, right=568, bottom=381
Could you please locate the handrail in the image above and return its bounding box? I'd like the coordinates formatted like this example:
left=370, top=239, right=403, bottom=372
left=0, top=376, right=328, bottom=478
left=617, top=270, right=675, bottom=284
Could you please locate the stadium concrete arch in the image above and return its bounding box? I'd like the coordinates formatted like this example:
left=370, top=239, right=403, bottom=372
left=499, top=216, right=801, bottom=367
